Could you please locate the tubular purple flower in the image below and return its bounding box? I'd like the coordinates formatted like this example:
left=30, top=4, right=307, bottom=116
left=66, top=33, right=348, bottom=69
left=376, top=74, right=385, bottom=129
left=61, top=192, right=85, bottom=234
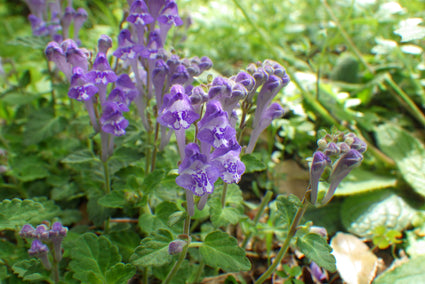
left=49, top=222, right=68, bottom=262
left=211, top=144, right=245, bottom=184
left=170, top=64, right=190, bottom=86
left=208, top=76, right=232, bottom=100
left=221, top=82, right=247, bottom=114
left=141, top=31, right=163, bottom=59
left=45, top=41, right=73, bottom=80
left=337, top=142, right=350, bottom=154
left=146, top=0, right=167, bottom=21
left=61, top=7, right=75, bottom=39
left=107, top=89, right=131, bottom=112
left=189, top=86, right=207, bottom=106
left=113, top=29, right=140, bottom=60
left=324, top=142, right=340, bottom=157
left=28, top=239, right=51, bottom=270
left=309, top=151, right=331, bottom=204
left=176, top=143, right=220, bottom=198
left=321, top=149, right=363, bottom=204
left=24, top=0, right=46, bottom=19
left=198, top=56, right=213, bottom=72
left=153, top=59, right=169, bottom=107
left=350, top=137, right=367, bottom=153
left=234, top=71, right=255, bottom=93
left=158, top=0, right=183, bottom=44
left=100, top=105, right=129, bottom=137
left=246, top=102, right=285, bottom=154
left=73, top=8, right=88, bottom=42
left=34, top=224, right=50, bottom=241
left=127, top=0, right=154, bottom=34
left=20, top=224, right=35, bottom=239
left=98, top=34, right=113, bottom=54
left=28, top=15, right=48, bottom=36
left=197, top=100, right=238, bottom=150
left=90, top=53, right=118, bottom=85
left=68, top=67, right=98, bottom=101
left=63, top=39, right=89, bottom=71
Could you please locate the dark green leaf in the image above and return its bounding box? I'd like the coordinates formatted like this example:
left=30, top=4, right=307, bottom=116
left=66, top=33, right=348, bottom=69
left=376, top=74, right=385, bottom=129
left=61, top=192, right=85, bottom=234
left=200, top=231, right=251, bottom=272
left=18, top=70, right=31, bottom=88
left=24, top=111, right=67, bottom=145
left=130, top=229, right=174, bottom=267
left=275, top=194, right=301, bottom=226
left=142, top=169, right=165, bottom=194
left=61, top=149, right=96, bottom=164
left=12, top=259, right=51, bottom=282
left=105, top=263, right=136, bottom=284
left=10, top=156, right=50, bottom=182
left=98, top=190, right=127, bottom=208
left=138, top=201, right=182, bottom=234
left=209, top=184, right=245, bottom=227
left=296, top=233, right=336, bottom=272
left=241, top=154, right=266, bottom=173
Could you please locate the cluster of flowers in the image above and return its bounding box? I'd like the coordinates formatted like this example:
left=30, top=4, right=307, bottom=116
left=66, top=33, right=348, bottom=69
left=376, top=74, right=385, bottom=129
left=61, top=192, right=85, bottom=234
left=309, top=131, right=367, bottom=205
left=156, top=59, right=290, bottom=215
left=20, top=222, right=68, bottom=270
left=25, top=0, right=87, bottom=43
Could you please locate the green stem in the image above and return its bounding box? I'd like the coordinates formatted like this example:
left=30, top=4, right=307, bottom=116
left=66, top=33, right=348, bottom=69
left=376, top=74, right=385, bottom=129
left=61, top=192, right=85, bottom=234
left=162, top=209, right=191, bottom=284
left=193, top=260, right=205, bottom=284
left=102, top=161, right=111, bottom=194
left=221, top=183, right=228, bottom=208
left=151, top=122, right=160, bottom=172
left=241, top=190, right=274, bottom=249
left=254, top=197, right=309, bottom=284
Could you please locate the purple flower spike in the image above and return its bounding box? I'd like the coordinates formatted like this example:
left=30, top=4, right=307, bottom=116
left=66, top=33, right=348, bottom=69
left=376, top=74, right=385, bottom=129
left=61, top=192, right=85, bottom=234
left=20, top=224, right=35, bottom=239
left=69, top=67, right=98, bottom=101
left=211, top=144, right=245, bottom=184
left=197, top=100, right=237, bottom=150
left=158, top=84, right=200, bottom=130
left=90, top=53, right=118, bottom=85
left=309, top=151, right=331, bottom=204
left=350, top=137, right=367, bottom=153
left=324, top=142, right=340, bottom=157
left=63, top=39, right=89, bottom=71
left=170, top=64, right=190, bottom=86
left=127, top=0, right=154, bottom=26
left=45, top=41, right=73, bottom=80
left=234, top=71, right=255, bottom=93
left=208, top=77, right=232, bottom=100
left=49, top=222, right=68, bottom=262
left=98, top=35, right=113, bottom=54
left=100, top=106, right=129, bottom=137
left=73, top=8, right=88, bottom=42
left=176, top=143, right=220, bottom=197
left=321, top=149, right=363, bottom=204
left=61, top=7, right=76, bottom=39
left=29, top=239, right=51, bottom=269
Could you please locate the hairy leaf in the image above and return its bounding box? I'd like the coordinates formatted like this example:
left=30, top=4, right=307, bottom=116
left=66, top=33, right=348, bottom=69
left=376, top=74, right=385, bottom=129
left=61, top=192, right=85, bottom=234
left=297, top=233, right=336, bottom=272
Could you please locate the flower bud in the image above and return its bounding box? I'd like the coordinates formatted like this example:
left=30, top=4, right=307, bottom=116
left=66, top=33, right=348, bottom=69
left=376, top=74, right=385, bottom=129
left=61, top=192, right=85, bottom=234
left=168, top=240, right=186, bottom=255
left=309, top=151, right=331, bottom=204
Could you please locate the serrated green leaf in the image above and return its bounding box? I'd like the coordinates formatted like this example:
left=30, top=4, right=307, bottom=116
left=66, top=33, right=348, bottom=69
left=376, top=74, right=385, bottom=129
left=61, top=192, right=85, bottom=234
left=241, top=154, right=266, bottom=173
left=130, top=229, right=174, bottom=267
left=98, top=190, right=126, bottom=208
left=12, top=259, right=51, bottom=282
left=105, top=263, right=136, bottom=284
left=142, top=169, right=165, bottom=194
left=0, top=199, right=56, bottom=230
left=10, top=156, right=50, bottom=182
left=296, top=233, right=336, bottom=272
left=209, top=184, right=245, bottom=227
left=375, top=124, right=425, bottom=196
left=61, top=149, right=96, bottom=164
left=199, top=231, right=251, bottom=272
left=374, top=255, right=425, bottom=283
left=69, top=233, right=122, bottom=284
left=138, top=201, right=182, bottom=234
left=275, top=194, right=301, bottom=226
left=108, top=230, right=141, bottom=262
left=341, top=190, right=416, bottom=238
left=24, top=111, right=67, bottom=145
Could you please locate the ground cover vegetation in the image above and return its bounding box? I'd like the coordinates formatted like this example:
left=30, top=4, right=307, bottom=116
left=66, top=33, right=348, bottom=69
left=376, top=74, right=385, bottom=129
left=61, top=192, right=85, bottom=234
left=0, top=0, right=425, bottom=283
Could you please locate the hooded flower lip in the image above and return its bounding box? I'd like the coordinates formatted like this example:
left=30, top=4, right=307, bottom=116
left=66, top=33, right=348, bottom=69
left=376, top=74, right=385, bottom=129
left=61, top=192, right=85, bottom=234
left=113, top=29, right=141, bottom=60
left=100, top=107, right=129, bottom=137
left=309, top=151, right=331, bottom=204
left=208, top=77, right=232, bottom=100
left=127, top=0, right=154, bottom=26
left=157, top=84, right=200, bottom=130
left=68, top=67, right=98, bottom=101
left=98, top=34, right=113, bottom=54
left=211, top=144, right=245, bottom=184
left=89, top=53, right=118, bottom=85
left=197, top=100, right=238, bottom=149
left=176, top=143, right=219, bottom=196
left=158, top=1, right=184, bottom=26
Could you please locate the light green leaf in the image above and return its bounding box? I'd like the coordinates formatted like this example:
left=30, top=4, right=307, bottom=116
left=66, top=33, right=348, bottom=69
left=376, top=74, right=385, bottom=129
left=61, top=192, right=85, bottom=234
left=130, top=229, right=174, bottom=267
left=374, top=255, right=425, bottom=283
left=334, top=169, right=397, bottom=195
left=61, top=149, right=96, bottom=164
left=0, top=199, right=56, bottom=230
left=98, top=190, right=127, bottom=208
left=12, top=259, right=51, bottom=282
left=275, top=194, right=301, bottom=226
left=241, top=154, right=266, bottom=173
left=341, top=190, right=416, bottom=238
left=296, top=233, right=336, bottom=272
left=394, top=18, right=425, bottom=42
left=375, top=124, right=425, bottom=196
left=199, top=231, right=251, bottom=272
left=69, top=233, right=121, bottom=284
left=105, top=263, right=136, bottom=284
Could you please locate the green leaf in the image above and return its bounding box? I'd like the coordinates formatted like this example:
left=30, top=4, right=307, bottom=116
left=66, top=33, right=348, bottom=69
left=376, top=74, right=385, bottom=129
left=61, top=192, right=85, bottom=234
left=374, top=255, right=425, bottom=283
left=138, top=201, right=182, bottom=234
left=105, top=263, right=136, bottom=284
left=18, top=70, right=31, bottom=88
left=199, top=231, right=251, bottom=272
left=142, top=169, right=165, bottom=194
left=23, top=111, right=67, bottom=145
left=98, top=190, right=127, bottom=208
left=10, top=156, right=50, bottom=182
left=69, top=233, right=122, bottom=284
left=394, top=18, right=425, bottom=42
left=241, top=153, right=266, bottom=173
left=130, top=229, right=174, bottom=267
left=334, top=169, right=397, bottom=196
left=12, top=259, right=51, bottom=282
left=375, top=124, right=425, bottom=196
left=341, top=190, right=416, bottom=238
left=296, top=233, right=336, bottom=272
left=0, top=199, right=57, bottom=230
left=108, top=230, right=141, bottom=262
left=61, top=149, right=96, bottom=164
left=209, top=184, right=245, bottom=227
left=275, top=194, right=301, bottom=226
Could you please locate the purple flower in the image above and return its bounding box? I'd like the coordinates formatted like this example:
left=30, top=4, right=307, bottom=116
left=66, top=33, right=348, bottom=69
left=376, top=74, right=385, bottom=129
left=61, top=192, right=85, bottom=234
left=68, top=67, right=98, bottom=101
left=309, top=151, right=331, bottom=204
left=208, top=77, right=232, bottom=100
left=197, top=100, right=238, bottom=150
left=168, top=239, right=186, bottom=255
left=24, top=0, right=46, bottom=19
left=73, top=8, right=88, bottom=42
left=34, top=224, right=50, bottom=241
left=98, top=34, right=113, bottom=54
left=198, top=56, right=213, bottom=72
left=234, top=71, right=255, bottom=93
left=324, top=142, right=340, bottom=157
left=62, top=39, right=89, bottom=71
left=157, top=84, right=200, bottom=130
left=310, top=261, right=327, bottom=282
left=127, top=0, right=154, bottom=26
left=28, top=239, right=51, bottom=270
left=20, top=224, right=35, bottom=239
left=321, top=149, right=363, bottom=204
left=141, top=31, right=163, bottom=59
left=113, top=29, right=140, bottom=60
left=28, top=15, right=48, bottom=36
left=89, top=53, right=118, bottom=86
left=146, top=0, right=167, bottom=21
left=176, top=143, right=220, bottom=197
left=45, top=41, right=73, bottom=80
left=350, top=137, right=367, bottom=153
left=170, top=64, right=190, bottom=86
left=61, top=7, right=76, bottom=39
left=107, top=88, right=131, bottom=112
left=49, top=222, right=68, bottom=262
left=158, top=0, right=183, bottom=43
left=100, top=102, right=130, bottom=136
left=211, top=144, right=245, bottom=184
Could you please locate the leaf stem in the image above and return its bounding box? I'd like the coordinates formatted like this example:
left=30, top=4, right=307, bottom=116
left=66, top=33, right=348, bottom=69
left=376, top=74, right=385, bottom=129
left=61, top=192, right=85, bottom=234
left=254, top=197, right=309, bottom=284
left=241, top=190, right=274, bottom=249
